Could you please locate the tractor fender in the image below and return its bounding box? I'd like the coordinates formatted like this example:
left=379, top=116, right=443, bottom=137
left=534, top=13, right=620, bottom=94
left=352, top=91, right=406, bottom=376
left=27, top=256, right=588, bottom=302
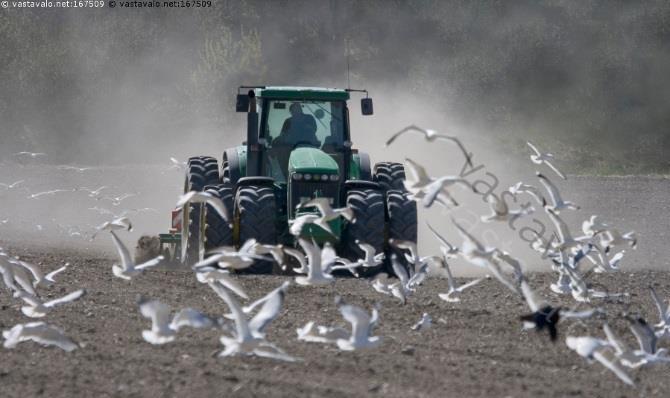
left=350, top=152, right=372, bottom=181
left=223, top=147, right=246, bottom=185
left=344, top=179, right=381, bottom=191
left=236, top=176, right=275, bottom=188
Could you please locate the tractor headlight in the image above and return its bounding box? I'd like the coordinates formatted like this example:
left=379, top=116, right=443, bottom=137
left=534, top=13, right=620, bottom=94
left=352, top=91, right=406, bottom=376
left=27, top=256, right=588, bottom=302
left=293, top=173, right=303, bottom=181
left=304, top=174, right=312, bottom=181
left=321, top=174, right=329, bottom=181
left=329, top=174, right=339, bottom=181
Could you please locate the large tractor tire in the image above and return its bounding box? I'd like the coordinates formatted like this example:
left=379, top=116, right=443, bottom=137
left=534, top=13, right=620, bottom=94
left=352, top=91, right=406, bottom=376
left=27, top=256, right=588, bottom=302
left=182, top=156, right=219, bottom=265
left=203, top=183, right=234, bottom=250
left=373, top=162, right=406, bottom=192
left=235, top=185, right=277, bottom=274
left=374, top=162, right=418, bottom=275
left=344, top=188, right=385, bottom=277
left=385, top=190, right=418, bottom=272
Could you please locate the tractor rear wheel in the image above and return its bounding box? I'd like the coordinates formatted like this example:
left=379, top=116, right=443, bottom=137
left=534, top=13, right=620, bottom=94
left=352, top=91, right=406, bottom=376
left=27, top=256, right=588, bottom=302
left=235, top=185, right=277, bottom=274
left=344, top=188, right=385, bottom=277
left=203, top=183, right=234, bottom=250
left=182, top=157, right=219, bottom=265
left=374, top=162, right=417, bottom=275
left=373, top=162, right=406, bottom=192
left=385, top=190, right=418, bottom=270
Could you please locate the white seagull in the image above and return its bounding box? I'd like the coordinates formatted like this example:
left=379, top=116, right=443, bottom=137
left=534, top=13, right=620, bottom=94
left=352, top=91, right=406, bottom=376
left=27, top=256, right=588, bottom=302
left=411, top=313, right=432, bottom=331
left=138, top=298, right=218, bottom=345
left=297, top=197, right=355, bottom=224
left=294, top=238, right=336, bottom=286
left=0, top=180, right=25, bottom=190
left=480, top=193, right=534, bottom=223
left=13, top=152, right=47, bottom=159
left=508, top=182, right=544, bottom=204
left=385, top=125, right=473, bottom=166
left=210, top=282, right=296, bottom=361
left=92, top=216, right=132, bottom=239
left=3, top=322, right=77, bottom=352
left=526, top=142, right=566, bottom=179
left=565, top=335, right=634, bottom=386
left=110, top=230, right=164, bottom=280
left=334, top=297, right=381, bottom=351
left=537, top=173, right=579, bottom=213
left=17, top=289, right=86, bottom=318
left=296, top=321, right=349, bottom=344
left=435, top=256, right=484, bottom=303
left=403, top=158, right=471, bottom=208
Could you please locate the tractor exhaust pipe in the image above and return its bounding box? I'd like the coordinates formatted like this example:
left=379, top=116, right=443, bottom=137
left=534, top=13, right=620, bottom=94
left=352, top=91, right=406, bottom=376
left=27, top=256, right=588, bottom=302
left=246, top=90, right=260, bottom=176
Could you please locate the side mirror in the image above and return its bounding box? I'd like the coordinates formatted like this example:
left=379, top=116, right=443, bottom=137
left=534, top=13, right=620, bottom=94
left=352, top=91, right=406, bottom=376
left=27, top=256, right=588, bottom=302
left=236, top=94, right=250, bottom=112
left=361, top=98, right=374, bottom=115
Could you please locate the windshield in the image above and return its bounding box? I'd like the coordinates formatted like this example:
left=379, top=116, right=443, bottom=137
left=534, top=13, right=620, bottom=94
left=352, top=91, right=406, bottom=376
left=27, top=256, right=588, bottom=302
left=262, top=100, right=345, bottom=149
left=260, top=99, right=347, bottom=183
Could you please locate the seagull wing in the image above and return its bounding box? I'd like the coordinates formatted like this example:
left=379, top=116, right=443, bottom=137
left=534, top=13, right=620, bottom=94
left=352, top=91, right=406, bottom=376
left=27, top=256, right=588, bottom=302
left=603, top=323, right=628, bottom=355
left=628, top=318, right=657, bottom=354
left=139, top=299, right=172, bottom=333
left=384, top=125, right=425, bottom=147
left=426, top=222, right=457, bottom=252
left=544, top=161, right=566, bottom=180
left=451, top=219, right=486, bottom=253
left=391, top=256, right=410, bottom=287
left=433, top=135, right=473, bottom=166
left=520, top=280, right=544, bottom=312
left=404, top=158, right=430, bottom=184
left=170, top=308, right=214, bottom=330
left=545, top=208, right=572, bottom=245
left=338, top=301, right=372, bottom=342
left=456, top=277, right=484, bottom=293
left=44, top=289, right=86, bottom=308
left=134, top=255, right=164, bottom=270
left=110, top=230, right=133, bottom=270
left=649, top=287, right=669, bottom=325
left=24, top=323, right=78, bottom=352
left=299, top=197, right=331, bottom=217
left=284, top=248, right=307, bottom=272
left=526, top=141, right=542, bottom=157
left=208, top=282, right=250, bottom=339
left=592, top=350, right=635, bottom=386
left=537, top=173, right=563, bottom=207
left=249, top=282, right=289, bottom=337
left=15, top=260, right=43, bottom=284
left=44, top=265, right=67, bottom=283
left=202, top=271, right=249, bottom=300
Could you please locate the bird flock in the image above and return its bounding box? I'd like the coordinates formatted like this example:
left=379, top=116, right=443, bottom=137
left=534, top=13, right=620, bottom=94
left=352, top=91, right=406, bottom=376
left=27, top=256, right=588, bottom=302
left=1, top=132, right=668, bottom=390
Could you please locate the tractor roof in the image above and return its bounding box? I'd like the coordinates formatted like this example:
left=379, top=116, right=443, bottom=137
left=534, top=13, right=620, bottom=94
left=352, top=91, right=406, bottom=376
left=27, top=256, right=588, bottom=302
left=254, top=86, right=350, bottom=101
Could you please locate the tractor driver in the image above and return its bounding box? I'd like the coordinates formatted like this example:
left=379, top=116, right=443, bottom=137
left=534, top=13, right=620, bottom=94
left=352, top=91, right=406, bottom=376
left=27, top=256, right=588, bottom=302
left=274, top=102, right=319, bottom=147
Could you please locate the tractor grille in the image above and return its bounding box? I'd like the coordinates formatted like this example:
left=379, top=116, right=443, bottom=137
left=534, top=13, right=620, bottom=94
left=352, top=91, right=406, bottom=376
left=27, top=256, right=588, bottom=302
left=290, top=181, right=340, bottom=215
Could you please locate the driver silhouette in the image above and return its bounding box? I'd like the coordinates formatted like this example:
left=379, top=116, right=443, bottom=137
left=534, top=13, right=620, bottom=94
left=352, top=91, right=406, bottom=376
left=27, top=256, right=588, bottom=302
left=276, top=102, right=319, bottom=146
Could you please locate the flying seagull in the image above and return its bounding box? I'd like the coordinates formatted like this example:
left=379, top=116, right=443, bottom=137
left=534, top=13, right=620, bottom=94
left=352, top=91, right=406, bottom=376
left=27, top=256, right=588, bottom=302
left=3, top=322, right=77, bottom=352
left=110, top=230, right=164, bottom=280
left=138, top=298, right=219, bottom=345
left=210, top=281, right=296, bottom=361
left=526, top=141, right=566, bottom=179
left=334, top=296, right=381, bottom=351
left=536, top=172, right=579, bottom=213
left=17, top=289, right=86, bottom=318
left=385, top=125, right=473, bottom=167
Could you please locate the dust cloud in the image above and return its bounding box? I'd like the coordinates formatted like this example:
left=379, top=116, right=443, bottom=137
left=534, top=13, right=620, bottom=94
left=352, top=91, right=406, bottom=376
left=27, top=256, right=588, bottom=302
left=1, top=1, right=668, bottom=272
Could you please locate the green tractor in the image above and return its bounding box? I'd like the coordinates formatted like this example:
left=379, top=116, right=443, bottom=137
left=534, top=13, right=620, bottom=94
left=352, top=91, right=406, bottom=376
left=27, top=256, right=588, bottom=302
left=161, top=86, right=417, bottom=275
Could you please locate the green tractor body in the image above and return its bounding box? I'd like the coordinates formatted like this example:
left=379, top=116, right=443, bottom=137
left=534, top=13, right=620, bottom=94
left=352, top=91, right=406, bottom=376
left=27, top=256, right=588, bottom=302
left=161, top=86, right=417, bottom=274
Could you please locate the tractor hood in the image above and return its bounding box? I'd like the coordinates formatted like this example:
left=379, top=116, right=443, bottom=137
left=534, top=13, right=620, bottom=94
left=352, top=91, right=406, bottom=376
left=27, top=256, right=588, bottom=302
left=288, top=147, right=339, bottom=174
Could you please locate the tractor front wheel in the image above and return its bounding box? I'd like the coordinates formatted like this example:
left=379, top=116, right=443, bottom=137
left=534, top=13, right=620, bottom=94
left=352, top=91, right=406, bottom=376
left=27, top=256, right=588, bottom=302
left=343, top=188, right=385, bottom=277
left=235, top=185, right=277, bottom=274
